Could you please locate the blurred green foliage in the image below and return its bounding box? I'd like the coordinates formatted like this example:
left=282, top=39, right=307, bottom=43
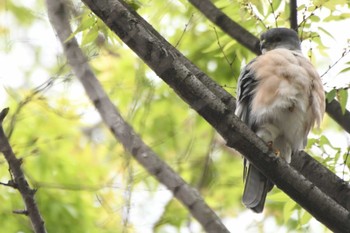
left=1, top=0, right=350, bottom=232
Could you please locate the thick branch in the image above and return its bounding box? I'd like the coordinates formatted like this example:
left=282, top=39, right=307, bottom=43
left=291, top=151, right=350, bottom=211
left=189, top=0, right=350, bottom=212
left=46, top=1, right=229, bottom=232
left=79, top=0, right=350, bottom=232
left=188, top=0, right=350, bottom=135
left=0, top=108, right=47, bottom=233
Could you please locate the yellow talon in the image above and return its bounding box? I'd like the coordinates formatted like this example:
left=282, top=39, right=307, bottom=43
left=274, top=149, right=280, bottom=156
left=267, top=141, right=280, bottom=156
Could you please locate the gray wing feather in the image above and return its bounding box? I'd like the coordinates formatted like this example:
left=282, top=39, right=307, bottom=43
left=236, top=59, right=273, bottom=213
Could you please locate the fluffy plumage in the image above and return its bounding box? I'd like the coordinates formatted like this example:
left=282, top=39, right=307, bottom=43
left=235, top=28, right=325, bottom=213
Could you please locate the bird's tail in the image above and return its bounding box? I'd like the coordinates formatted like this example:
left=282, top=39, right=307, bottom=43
left=242, top=164, right=273, bottom=213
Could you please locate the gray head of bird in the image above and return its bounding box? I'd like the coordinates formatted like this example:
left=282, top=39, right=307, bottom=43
left=260, top=28, right=301, bottom=54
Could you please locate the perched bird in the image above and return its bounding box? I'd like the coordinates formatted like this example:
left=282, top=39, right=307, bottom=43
left=235, top=28, right=325, bottom=213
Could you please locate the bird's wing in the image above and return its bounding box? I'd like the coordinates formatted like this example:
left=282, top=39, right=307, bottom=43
left=235, top=58, right=258, bottom=129
left=235, top=58, right=272, bottom=213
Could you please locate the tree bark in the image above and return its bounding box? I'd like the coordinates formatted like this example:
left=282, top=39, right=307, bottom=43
left=79, top=0, right=350, bottom=232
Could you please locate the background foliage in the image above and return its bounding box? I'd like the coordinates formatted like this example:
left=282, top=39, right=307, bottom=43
left=1, top=0, right=350, bottom=232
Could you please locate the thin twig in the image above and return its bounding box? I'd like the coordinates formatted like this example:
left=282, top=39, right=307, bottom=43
left=268, top=0, right=279, bottom=27
left=243, top=2, right=267, bottom=29
left=0, top=180, right=17, bottom=188
left=213, top=26, right=236, bottom=74
left=121, top=158, right=134, bottom=233
left=6, top=78, right=55, bottom=139
left=175, top=13, right=194, bottom=48
left=13, top=209, right=29, bottom=215
left=321, top=49, right=350, bottom=78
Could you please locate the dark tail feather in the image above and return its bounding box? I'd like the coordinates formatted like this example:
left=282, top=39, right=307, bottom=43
left=242, top=164, right=273, bottom=213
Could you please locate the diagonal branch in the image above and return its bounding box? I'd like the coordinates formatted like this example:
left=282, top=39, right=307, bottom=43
left=0, top=108, right=47, bottom=233
left=46, top=0, right=229, bottom=232
left=189, top=0, right=350, bottom=212
left=326, top=99, right=350, bottom=133
left=188, top=0, right=350, bottom=135
left=78, top=0, right=350, bottom=232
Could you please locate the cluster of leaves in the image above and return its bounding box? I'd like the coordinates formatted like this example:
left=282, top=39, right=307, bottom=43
left=1, top=0, right=350, bottom=232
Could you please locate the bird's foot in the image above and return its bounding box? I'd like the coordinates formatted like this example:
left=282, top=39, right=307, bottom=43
left=267, top=141, right=280, bottom=156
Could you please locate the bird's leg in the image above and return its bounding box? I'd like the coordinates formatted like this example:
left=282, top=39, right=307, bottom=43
left=274, top=136, right=292, bottom=163
left=256, top=124, right=280, bottom=156
left=266, top=141, right=279, bottom=156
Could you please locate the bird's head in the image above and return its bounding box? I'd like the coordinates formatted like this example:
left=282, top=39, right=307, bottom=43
left=260, top=28, right=301, bottom=54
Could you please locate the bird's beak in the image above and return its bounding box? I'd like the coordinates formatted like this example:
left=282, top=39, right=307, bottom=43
left=260, top=39, right=266, bottom=54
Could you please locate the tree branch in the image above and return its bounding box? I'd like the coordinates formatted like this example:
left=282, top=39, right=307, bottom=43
left=46, top=1, right=230, bottom=232
left=0, top=108, right=47, bottom=233
left=78, top=0, right=350, bottom=231
left=290, top=0, right=298, bottom=31
left=326, top=99, right=350, bottom=133
left=188, top=0, right=350, bottom=135
left=189, top=0, right=350, bottom=212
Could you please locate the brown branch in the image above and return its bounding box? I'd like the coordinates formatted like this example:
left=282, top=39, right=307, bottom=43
left=78, top=0, right=350, bottom=232
left=0, top=108, right=47, bottom=233
left=46, top=0, right=230, bottom=232
left=326, top=99, right=350, bottom=133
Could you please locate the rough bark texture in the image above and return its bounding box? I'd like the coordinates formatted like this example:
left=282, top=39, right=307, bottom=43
left=46, top=0, right=230, bottom=232
left=0, top=108, right=47, bottom=233
left=79, top=0, right=350, bottom=232
left=291, top=151, right=350, bottom=211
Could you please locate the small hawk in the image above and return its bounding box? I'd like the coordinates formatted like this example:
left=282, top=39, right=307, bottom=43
left=235, top=28, right=325, bottom=213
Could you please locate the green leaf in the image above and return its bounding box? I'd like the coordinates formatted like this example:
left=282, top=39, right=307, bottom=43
left=77, top=16, right=96, bottom=32
left=65, top=16, right=97, bottom=43
left=309, top=15, right=320, bottom=22
left=268, top=191, right=290, bottom=202
left=319, top=135, right=332, bottom=148
left=326, top=89, right=336, bottom=103
left=125, top=0, right=143, bottom=10
left=81, top=29, right=99, bottom=46
left=300, top=211, right=312, bottom=226
left=318, top=26, right=335, bottom=39
left=336, top=89, right=349, bottom=115
left=339, top=67, right=350, bottom=74
left=344, top=150, right=350, bottom=168
left=283, top=201, right=296, bottom=224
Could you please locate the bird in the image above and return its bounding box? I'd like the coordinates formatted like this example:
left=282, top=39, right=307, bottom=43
left=235, top=28, right=325, bottom=213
